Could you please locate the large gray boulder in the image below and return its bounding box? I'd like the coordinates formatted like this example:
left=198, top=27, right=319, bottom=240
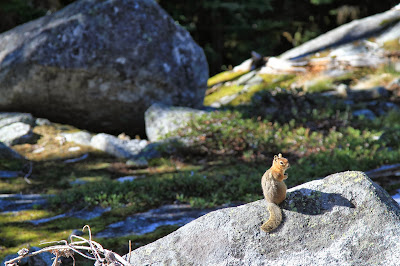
left=126, top=171, right=400, bottom=265
left=0, top=0, right=208, bottom=136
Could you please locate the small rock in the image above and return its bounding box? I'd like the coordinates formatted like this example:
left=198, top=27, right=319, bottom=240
left=68, top=146, right=81, bottom=152
left=0, top=112, right=35, bottom=128
left=353, top=109, right=376, bottom=120
left=62, top=131, right=92, bottom=146
left=335, top=83, right=349, bottom=97
left=91, top=133, right=147, bottom=159
left=145, top=103, right=207, bottom=142
left=35, top=118, right=52, bottom=126
left=0, top=122, right=34, bottom=146
left=233, top=58, right=252, bottom=72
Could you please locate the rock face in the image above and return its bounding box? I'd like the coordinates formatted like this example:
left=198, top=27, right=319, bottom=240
left=126, top=171, right=400, bottom=265
left=0, top=0, right=208, bottom=137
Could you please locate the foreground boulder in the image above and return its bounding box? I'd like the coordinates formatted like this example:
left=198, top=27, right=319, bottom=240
left=126, top=171, right=400, bottom=265
left=0, top=0, right=208, bottom=136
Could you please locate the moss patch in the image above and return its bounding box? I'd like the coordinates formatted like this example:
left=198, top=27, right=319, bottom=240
left=207, top=70, right=248, bottom=87
left=306, top=78, right=335, bottom=93
left=230, top=74, right=297, bottom=105
left=382, top=38, right=400, bottom=52
left=204, top=84, right=244, bottom=106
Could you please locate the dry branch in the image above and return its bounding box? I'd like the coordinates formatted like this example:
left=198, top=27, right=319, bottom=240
left=4, top=225, right=131, bottom=266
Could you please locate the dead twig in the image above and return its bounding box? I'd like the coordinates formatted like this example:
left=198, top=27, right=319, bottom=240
left=4, top=225, right=131, bottom=266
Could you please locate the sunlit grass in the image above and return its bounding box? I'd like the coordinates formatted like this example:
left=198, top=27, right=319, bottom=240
left=0, top=210, right=52, bottom=223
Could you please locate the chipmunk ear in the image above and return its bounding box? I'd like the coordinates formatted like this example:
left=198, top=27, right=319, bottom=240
left=274, top=155, right=278, bottom=161
left=278, top=153, right=282, bottom=158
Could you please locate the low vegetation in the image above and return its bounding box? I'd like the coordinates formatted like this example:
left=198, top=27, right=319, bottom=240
left=1, top=62, right=400, bottom=262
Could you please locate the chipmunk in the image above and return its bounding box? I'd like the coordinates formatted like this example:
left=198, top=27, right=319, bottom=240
left=260, top=153, right=290, bottom=232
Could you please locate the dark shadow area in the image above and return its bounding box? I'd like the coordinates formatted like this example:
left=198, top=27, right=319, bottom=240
left=281, top=188, right=355, bottom=216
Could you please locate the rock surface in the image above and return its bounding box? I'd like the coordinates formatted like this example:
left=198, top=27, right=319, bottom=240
left=145, top=103, right=207, bottom=142
left=90, top=133, right=148, bottom=159
left=61, top=131, right=92, bottom=146
left=0, top=122, right=34, bottom=146
left=126, top=171, right=400, bottom=265
left=0, top=0, right=208, bottom=136
left=0, top=112, right=35, bottom=128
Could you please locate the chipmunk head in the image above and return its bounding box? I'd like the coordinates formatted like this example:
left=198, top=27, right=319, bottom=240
left=272, top=153, right=290, bottom=171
